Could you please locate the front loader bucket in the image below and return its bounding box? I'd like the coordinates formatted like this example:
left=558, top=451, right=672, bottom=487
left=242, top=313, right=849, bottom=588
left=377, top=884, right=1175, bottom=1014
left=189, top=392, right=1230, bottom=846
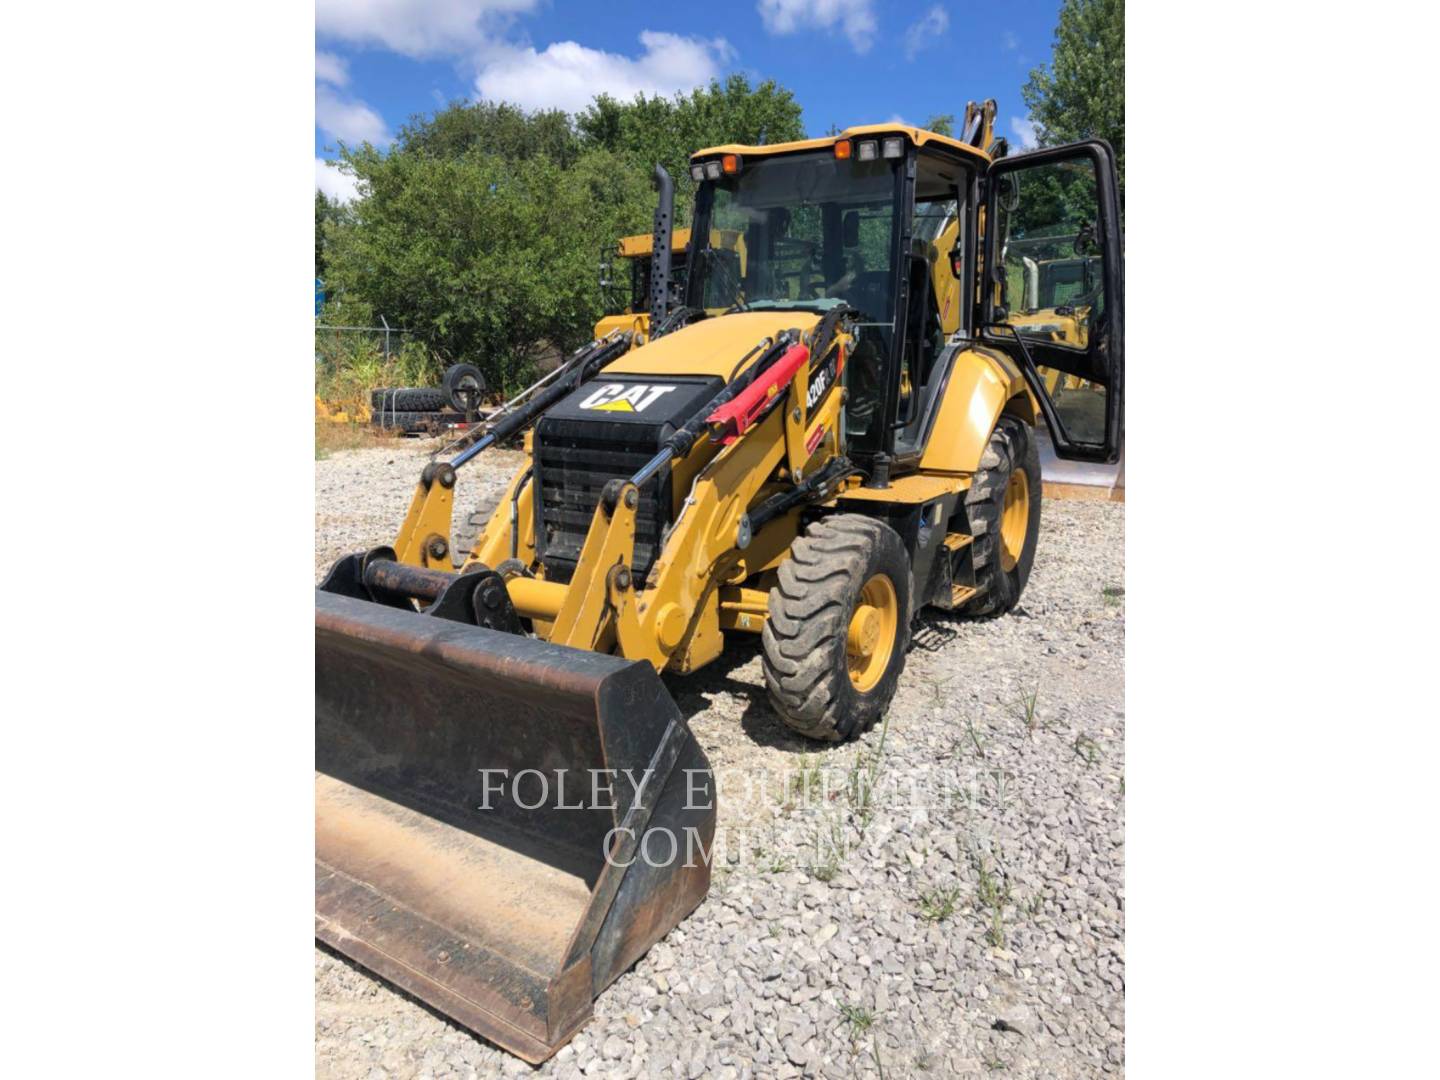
left=315, top=591, right=715, bottom=1063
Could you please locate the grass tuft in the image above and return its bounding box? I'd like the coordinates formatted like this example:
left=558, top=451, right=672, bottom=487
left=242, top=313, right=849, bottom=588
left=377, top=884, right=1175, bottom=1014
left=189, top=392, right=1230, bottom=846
left=1011, top=685, right=1042, bottom=737
left=973, top=852, right=1014, bottom=948
left=1073, top=734, right=1101, bottom=767
left=806, top=814, right=848, bottom=882
left=839, top=1002, right=876, bottom=1041
left=917, top=885, right=962, bottom=921
left=785, top=756, right=824, bottom=808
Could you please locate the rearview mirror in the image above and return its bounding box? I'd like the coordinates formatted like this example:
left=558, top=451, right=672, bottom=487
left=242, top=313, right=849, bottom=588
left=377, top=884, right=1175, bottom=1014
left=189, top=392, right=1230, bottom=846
left=843, top=210, right=860, bottom=248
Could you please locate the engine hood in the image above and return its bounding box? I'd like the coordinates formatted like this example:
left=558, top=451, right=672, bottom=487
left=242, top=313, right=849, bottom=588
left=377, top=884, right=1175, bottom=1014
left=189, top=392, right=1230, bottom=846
left=602, top=310, right=823, bottom=380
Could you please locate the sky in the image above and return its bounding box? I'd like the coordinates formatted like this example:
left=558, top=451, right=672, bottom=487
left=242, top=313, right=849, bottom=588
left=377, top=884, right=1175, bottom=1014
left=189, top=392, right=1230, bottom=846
left=315, top=0, right=1065, bottom=201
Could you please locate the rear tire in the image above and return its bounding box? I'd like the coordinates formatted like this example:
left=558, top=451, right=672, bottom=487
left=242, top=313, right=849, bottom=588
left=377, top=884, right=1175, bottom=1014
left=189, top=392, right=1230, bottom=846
left=762, top=515, right=912, bottom=742
left=963, top=416, right=1041, bottom=617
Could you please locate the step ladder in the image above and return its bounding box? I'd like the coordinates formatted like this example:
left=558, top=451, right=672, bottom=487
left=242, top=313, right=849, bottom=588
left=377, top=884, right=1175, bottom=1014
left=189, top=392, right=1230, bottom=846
left=941, top=532, right=978, bottom=608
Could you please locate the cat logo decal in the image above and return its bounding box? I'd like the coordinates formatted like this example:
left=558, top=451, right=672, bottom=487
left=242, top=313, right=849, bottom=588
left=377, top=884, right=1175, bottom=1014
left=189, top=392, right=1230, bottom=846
left=578, top=383, right=678, bottom=413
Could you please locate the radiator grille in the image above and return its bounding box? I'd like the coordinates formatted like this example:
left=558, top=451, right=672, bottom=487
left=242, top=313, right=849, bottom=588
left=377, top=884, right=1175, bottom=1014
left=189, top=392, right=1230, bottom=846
left=533, top=428, right=669, bottom=585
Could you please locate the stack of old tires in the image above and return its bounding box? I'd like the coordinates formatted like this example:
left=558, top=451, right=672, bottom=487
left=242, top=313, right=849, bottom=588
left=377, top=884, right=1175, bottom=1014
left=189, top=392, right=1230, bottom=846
left=371, top=364, right=486, bottom=434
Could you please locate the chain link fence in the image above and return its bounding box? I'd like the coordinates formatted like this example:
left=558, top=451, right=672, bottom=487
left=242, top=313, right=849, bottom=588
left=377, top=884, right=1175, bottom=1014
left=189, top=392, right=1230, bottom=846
left=314, top=318, right=413, bottom=363
left=315, top=318, right=429, bottom=421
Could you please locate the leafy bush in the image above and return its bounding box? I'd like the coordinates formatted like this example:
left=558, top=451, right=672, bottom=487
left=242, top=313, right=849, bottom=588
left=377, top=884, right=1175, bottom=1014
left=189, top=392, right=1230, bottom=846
left=319, top=77, right=806, bottom=397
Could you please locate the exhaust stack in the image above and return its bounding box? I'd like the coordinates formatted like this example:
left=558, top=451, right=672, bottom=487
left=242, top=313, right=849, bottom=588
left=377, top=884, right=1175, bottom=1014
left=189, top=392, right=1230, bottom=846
left=648, top=164, right=675, bottom=330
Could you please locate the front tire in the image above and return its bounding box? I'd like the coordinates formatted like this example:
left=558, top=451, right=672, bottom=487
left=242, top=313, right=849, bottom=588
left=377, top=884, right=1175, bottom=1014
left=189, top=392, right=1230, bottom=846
left=762, top=515, right=912, bottom=742
left=964, top=416, right=1041, bottom=617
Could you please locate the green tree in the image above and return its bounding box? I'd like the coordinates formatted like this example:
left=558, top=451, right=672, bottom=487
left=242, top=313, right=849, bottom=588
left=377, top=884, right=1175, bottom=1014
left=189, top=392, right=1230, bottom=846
left=922, top=113, right=955, bottom=137
left=395, top=100, right=580, bottom=166
left=315, top=189, right=345, bottom=280
left=578, top=74, right=804, bottom=218
left=326, top=144, right=650, bottom=391
left=1021, top=0, right=1124, bottom=192
left=320, top=76, right=808, bottom=393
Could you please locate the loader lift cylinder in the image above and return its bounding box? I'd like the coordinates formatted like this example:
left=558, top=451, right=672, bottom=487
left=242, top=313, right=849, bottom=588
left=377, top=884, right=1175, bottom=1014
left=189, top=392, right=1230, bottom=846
left=450, top=334, right=630, bottom=468
left=625, top=333, right=791, bottom=492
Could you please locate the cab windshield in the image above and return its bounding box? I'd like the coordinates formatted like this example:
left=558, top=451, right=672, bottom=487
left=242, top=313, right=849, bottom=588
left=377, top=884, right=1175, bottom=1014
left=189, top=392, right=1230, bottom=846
left=686, top=152, right=899, bottom=322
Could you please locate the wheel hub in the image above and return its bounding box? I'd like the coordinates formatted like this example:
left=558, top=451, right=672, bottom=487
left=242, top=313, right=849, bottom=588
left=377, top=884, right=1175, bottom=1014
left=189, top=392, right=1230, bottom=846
left=847, top=574, right=898, bottom=692
left=1000, top=467, right=1030, bottom=572
left=847, top=605, right=881, bottom=658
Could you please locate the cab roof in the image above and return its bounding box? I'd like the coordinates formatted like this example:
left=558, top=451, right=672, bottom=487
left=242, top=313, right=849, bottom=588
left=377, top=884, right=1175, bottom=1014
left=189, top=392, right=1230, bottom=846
left=692, top=124, right=991, bottom=165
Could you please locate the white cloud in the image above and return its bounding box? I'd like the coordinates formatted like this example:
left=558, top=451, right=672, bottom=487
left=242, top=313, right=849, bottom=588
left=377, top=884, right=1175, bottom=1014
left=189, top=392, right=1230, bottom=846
left=757, top=0, right=877, bottom=54
left=316, top=158, right=360, bottom=203
left=1011, top=117, right=1038, bottom=150
left=317, top=84, right=390, bottom=146
left=1002, top=30, right=1019, bottom=51
left=315, top=50, right=349, bottom=87
left=903, top=5, right=948, bottom=60
left=315, top=0, right=539, bottom=58
left=474, top=31, right=733, bottom=113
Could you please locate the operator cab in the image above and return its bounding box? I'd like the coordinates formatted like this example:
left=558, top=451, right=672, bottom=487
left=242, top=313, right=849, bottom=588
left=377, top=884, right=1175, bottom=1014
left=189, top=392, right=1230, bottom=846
left=684, top=123, right=1124, bottom=474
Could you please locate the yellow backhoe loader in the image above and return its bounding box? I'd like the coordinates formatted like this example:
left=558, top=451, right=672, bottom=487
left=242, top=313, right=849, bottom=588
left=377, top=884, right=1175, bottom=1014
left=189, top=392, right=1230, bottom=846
left=315, top=99, right=1125, bottom=1062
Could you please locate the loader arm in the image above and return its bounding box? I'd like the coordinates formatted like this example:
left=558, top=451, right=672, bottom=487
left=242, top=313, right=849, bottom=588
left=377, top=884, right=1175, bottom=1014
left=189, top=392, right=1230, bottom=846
left=532, top=328, right=849, bottom=672
left=393, top=461, right=457, bottom=569
left=390, top=334, right=633, bottom=570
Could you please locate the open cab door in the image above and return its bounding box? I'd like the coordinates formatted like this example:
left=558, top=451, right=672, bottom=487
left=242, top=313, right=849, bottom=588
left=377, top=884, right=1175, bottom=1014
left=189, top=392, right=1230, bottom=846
left=982, top=141, right=1123, bottom=464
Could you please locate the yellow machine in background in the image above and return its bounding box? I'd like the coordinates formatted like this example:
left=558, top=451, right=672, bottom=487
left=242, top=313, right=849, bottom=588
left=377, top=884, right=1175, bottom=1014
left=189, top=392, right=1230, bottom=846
left=314, top=396, right=369, bottom=424
left=596, top=227, right=745, bottom=342
left=594, top=228, right=693, bottom=341
left=315, top=102, right=1125, bottom=1063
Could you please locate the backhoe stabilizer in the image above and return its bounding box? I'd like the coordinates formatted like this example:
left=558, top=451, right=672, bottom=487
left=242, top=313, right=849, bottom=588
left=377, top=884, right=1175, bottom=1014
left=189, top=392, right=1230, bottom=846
left=314, top=589, right=715, bottom=1062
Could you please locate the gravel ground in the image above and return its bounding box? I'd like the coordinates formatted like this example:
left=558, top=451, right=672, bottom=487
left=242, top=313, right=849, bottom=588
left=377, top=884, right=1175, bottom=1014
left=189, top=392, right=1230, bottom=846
left=316, top=437, right=1125, bottom=1079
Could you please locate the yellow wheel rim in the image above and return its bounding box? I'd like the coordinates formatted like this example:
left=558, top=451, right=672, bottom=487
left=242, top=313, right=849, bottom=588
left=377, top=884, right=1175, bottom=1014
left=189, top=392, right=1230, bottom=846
left=847, top=574, right=898, bottom=693
left=1000, top=467, right=1030, bottom=572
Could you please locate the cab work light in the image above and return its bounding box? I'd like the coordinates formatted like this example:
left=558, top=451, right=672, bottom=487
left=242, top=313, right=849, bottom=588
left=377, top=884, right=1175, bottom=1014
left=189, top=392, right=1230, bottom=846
left=856, top=140, right=878, bottom=162
left=833, top=139, right=852, bottom=160
left=882, top=136, right=905, bottom=159
left=704, top=160, right=721, bottom=180
left=690, top=164, right=705, bottom=182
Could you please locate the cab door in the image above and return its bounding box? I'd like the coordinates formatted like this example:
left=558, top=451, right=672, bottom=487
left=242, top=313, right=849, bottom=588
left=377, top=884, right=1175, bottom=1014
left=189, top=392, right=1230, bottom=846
left=980, top=141, right=1123, bottom=463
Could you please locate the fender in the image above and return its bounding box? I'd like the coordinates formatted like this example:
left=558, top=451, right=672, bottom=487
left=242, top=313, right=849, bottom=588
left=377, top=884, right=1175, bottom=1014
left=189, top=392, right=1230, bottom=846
left=919, top=346, right=1037, bottom=474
